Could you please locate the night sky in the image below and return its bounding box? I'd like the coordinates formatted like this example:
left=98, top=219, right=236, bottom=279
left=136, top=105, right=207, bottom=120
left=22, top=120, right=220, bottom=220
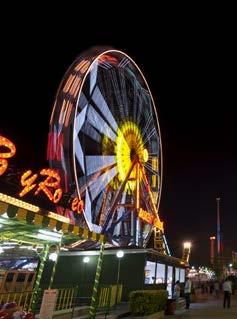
left=0, top=10, right=236, bottom=266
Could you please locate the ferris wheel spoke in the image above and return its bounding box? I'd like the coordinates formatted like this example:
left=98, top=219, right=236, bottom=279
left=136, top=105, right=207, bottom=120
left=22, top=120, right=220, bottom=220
left=113, top=191, right=128, bottom=236
left=90, top=60, right=98, bottom=93
left=87, top=105, right=117, bottom=141
left=92, top=86, right=118, bottom=133
left=142, top=127, right=157, bottom=145
left=110, top=69, right=125, bottom=120
left=118, top=68, right=129, bottom=119
left=118, top=57, right=130, bottom=68
left=74, top=136, right=85, bottom=173
left=143, top=162, right=159, bottom=176
left=133, top=82, right=143, bottom=124
left=93, top=191, right=104, bottom=221
left=81, top=122, right=102, bottom=143
left=140, top=113, right=153, bottom=139
left=88, top=166, right=117, bottom=201
left=85, top=155, right=116, bottom=175
left=75, top=105, right=88, bottom=134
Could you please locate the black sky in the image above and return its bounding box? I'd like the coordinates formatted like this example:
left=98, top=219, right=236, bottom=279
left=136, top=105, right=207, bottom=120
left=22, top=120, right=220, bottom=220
left=0, top=9, right=236, bottom=266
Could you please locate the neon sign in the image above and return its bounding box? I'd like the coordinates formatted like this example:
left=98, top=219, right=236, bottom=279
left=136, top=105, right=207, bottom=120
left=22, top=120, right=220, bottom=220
left=0, top=136, right=16, bottom=176
left=138, top=208, right=154, bottom=224
left=0, top=135, right=84, bottom=214
left=71, top=197, right=84, bottom=214
left=138, top=208, right=164, bottom=232
left=19, top=169, right=63, bottom=204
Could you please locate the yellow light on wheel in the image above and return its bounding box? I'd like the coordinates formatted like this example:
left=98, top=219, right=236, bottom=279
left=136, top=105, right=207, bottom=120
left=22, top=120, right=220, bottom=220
left=115, top=121, right=147, bottom=192
left=143, top=148, right=148, bottom=163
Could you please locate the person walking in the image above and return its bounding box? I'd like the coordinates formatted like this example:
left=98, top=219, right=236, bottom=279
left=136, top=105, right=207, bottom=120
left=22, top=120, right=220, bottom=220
left=184, top=277, right=192, bottom=309
left=223, top=278, right=232, bottom=308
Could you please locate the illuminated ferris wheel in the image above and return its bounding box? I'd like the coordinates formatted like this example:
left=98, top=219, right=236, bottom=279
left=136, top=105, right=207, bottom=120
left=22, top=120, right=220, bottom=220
left=48, top=47, right=163, bottom=247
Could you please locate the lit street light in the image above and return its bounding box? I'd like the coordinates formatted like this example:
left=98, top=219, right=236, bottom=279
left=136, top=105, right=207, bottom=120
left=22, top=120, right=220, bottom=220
left=83, top=256, right=90, bottom=263
left=116, top=250, right=124, bottom=303
left=82, top=256, right=90, bottom=294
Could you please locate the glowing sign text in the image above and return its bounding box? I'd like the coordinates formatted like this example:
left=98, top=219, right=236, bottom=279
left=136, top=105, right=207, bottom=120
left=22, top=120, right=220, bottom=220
left=19, top=169, right=63, bottom=204
left=138, top=208, right=164, bottom=232
left=71, top=197, right=84, bottom=214
left=138, top=208, right=154, bottom=224
left=0, top=136, right=16, bottom=176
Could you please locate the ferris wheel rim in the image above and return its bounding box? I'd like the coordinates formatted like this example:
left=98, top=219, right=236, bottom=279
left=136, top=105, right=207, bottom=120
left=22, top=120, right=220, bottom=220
left=48, top=46, right=163, bottom=242
left=71, top=49, right=163, bottom=221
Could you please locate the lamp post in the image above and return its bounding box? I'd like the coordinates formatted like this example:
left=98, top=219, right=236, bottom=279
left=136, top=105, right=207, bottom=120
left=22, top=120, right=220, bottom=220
left=116, top=250, right=124, bottom=303
left=216, top=197, right=221, bottom=255
left=83, top=256, right=90, bottom=296
left=182, top=242, right=191, bottom=265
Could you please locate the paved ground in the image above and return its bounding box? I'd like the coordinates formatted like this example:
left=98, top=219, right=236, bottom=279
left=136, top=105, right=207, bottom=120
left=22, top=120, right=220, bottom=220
left=75, top=293, right=237, bottom=318
left=168, top=293, right=237, bottom=318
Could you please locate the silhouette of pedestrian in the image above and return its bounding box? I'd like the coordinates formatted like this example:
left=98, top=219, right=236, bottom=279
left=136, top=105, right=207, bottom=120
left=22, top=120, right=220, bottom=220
left=223, top=278, right=232, bottom=308
left=184, top=277, right=192, bottom=309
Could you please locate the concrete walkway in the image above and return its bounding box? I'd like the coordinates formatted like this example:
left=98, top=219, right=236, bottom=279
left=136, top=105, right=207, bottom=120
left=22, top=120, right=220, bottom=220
left=168, top=293, right=237, bottom=318
left=74, top=293, right=237, bottom=318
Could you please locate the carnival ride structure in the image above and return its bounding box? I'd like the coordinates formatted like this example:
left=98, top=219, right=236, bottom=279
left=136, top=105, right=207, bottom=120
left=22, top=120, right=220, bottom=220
left=48, top=47, right=168, bottom=252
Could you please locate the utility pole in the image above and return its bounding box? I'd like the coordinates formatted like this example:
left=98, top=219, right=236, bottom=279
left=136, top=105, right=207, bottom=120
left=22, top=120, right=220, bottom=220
left=216, top=197, right=221, bottom=255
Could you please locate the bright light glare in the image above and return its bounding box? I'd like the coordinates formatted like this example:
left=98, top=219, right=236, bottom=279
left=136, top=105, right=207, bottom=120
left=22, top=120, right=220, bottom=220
left=116, top=250, right=124, bottom=258
left=83, top=256, right=90, bottom=263
left=49, top=252, right=58, bottom=262
left=184, top=242, right=191, bottom=249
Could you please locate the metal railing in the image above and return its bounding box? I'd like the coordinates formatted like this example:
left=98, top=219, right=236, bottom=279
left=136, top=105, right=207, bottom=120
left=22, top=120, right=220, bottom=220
left=55, top=287, right=77, bottom=311
left=97, top=284, right=123, bottom=316
left=0, top=285, right=122, bottom=316
left=0, top=291, right=34, bottom=311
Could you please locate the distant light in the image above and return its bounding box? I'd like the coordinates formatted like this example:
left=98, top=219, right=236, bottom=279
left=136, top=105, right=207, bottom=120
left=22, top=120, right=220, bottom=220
left=116, top=250, right=124, bottom=258
left=0, top=247, right=4, bottom=254
left=83, top=256, right=90, bottom=263
left=49, top=252, right=58, bottom=262
left=184, top=242, right=191, bottom=249
left=210, top=236, right=216, bottom=240
left=229, top=263, right=233, bottom=267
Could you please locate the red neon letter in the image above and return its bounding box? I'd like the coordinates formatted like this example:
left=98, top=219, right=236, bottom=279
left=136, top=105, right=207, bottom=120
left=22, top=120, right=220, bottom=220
left=19, top=170, right=38, bottom=197
left=0, top=136, right=16, bottom=176
left=35, top=168, right=62, bottom=203
left=71, top=197, right=84, bottom=214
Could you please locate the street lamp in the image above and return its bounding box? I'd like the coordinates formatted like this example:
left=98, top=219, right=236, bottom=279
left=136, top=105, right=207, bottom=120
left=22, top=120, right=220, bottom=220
left=182, top=242, right=191, bottom=264
left=82, top=256, right=90, bottom=294
left=83, top=256, right=90, bottom=263
left=116, top=250, right=124, bottom=303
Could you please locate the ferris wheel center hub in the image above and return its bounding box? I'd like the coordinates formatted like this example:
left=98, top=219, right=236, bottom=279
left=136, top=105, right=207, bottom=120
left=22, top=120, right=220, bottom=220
left=115, top=121, right=148, bottom=191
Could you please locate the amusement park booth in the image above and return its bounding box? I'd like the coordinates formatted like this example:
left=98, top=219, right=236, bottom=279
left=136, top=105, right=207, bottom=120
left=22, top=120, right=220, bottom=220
left=40, top=247, right=186, bottom=301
